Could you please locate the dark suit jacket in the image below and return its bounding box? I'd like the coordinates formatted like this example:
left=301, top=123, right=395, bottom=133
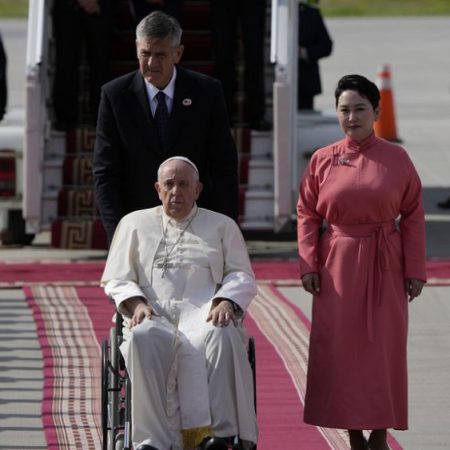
left=298, top=4, right=333, bottom=101
left=93, top=66, right=239, bottom=242
left=0, top=34, right=6, bottom=120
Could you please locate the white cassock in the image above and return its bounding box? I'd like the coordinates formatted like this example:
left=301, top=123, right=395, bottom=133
left=101, top=205, right=258, bottom=450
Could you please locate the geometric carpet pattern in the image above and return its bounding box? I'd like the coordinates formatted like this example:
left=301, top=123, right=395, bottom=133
left=25, top=285, right=105, bottom=449
left=248, top=284, right=352, bottom=449
left=23, top=278, right=405, bottom=450
left=5, top=259, right=450, bottom=449
left=247, top=283, right=402, bottom=450
left=52, top=125, right=252, bottom=250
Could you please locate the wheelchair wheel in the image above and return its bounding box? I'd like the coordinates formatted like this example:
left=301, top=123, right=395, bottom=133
left=101, top=326, right=123, bottom=450
left=101, top=339, right=110, bottom=450
left=248, top=336, right=256, bottom=414
left=109, top=326, right=121, bottom=449
left=115, top=431, right=124, bottom=450
left=248, top=336, right=257, bottom=450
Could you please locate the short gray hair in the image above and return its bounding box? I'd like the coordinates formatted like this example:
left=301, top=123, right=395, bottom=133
left=136, top=10, right=182, bottom=47
left=157, top=156, right=200, bottom=181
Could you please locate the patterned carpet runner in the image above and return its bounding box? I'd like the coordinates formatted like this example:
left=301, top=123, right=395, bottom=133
left=5, top=259, right=450, bottom=448
left=20, top=285, right=405, bottom=447
left=25, top=285, right=105, bottom=449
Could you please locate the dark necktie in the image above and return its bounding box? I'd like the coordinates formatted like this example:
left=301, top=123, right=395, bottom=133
left=154, top=91, right=170, bottom=151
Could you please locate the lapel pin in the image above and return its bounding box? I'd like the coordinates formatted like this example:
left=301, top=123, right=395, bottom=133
left=182, top=98, right=192, bottom=106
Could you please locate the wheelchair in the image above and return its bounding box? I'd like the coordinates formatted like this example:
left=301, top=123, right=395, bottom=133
left=101, top=312, right=257, bottom=450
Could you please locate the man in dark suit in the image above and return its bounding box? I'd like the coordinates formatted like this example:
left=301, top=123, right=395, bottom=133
left=297, top=0, right=333, bottom=110
left=93, top=10, right=239, bottom=243
left=210, top=0, right=269, bottom=130
left=52, top=0, right=116, bottom=130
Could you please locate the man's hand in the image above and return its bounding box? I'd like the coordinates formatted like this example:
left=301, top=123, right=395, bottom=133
left=299, top=46, right=308, bottom=61
left=122, top=297, right=158, bottom=328
left=129, top=303, right=156, bottom=328
left=405, top=278, right=425, bottom=302
left=301, top=272, right=320, bottom=295
left=207, top=298, right=236, bottom=327
left=77, top=0, right=100, bottom=14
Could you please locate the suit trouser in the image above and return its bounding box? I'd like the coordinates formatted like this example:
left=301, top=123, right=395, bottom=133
left=0, top=34, right=6, bottom=120
left=52, top=2, right=114, bottom=126
left=122, top=317, right=257, bottom=450
left=210, top=0, right=267, bottom=124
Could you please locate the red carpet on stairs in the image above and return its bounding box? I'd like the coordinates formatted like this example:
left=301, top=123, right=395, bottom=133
left=50, top=0, right=257, bottom=250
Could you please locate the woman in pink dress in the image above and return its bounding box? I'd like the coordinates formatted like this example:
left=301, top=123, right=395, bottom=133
left=297, top=74, right=427, bottom=450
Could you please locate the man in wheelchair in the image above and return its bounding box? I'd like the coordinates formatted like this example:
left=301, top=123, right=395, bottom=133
left=101, top=157, right=258, bottom=450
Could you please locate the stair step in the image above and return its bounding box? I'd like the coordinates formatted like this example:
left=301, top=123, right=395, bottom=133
left=63, top=155, right=93, bottom=186
left=240, top=218, right=274, bottom=231
left=182, top=1, right=211, bottom=31
left=114, top=0, right=211, bottom=32
left=51, top=218, right=108, bottom=249
left=182, top=34, right=213, bottom=61
left=247, top=159, right=274, bottom=188
left=245, top=189, right=274, bottom=198
left=115, top=0, right=134, bottom=30
left=250, top=130, right=272, bottom=157
left=112, top=30, right=213, bottom=62
left=41, top=190, right=58, bottom=229
left=243, top=189, right=274, bottom=219
left=57, top=189, right=96, bottom=217
left=231, top=127, right=252, bottom=154
left=181, top=62, right=214, bottom=76
left=65, top=127, right=97, bottom=153
left=42, top=158, right=63, bottom=192
left=111, top=61, right=215, bottom=79
left=46, top=131, right=66, bottom=158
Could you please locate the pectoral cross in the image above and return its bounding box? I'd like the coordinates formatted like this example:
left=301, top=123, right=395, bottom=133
left=161, top=259, right=169, bottom=278
left=160, top=211, right=196, bottom=279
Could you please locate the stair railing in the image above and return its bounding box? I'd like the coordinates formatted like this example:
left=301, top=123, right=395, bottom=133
left=270, top=0, right=298, bottom=232
left=23, top=0, right=52, bottom=234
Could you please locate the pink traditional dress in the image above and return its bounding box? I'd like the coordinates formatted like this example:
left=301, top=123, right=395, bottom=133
left=297, top=133, right=426, bottom=430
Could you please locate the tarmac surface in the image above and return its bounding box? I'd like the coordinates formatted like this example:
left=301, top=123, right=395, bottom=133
left=1, top=16, right=450, bottom=450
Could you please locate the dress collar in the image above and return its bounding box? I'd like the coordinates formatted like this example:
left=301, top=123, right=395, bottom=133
left=344, top=132, right=377, bottom=152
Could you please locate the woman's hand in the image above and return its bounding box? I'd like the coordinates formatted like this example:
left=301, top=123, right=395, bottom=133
left=405, top=278, right=425, bottom=302
left=301, top=272, right=320, bottom=295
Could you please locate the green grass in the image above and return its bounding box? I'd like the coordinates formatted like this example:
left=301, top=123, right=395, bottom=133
left=1, top=0, right=450, bottom=18
left=321, top=0, right=450, bottom=16
left=0, top=0, right=28, bottom=18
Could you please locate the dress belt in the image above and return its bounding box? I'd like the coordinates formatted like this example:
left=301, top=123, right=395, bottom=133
left=327, top=221, right=396, bottom=342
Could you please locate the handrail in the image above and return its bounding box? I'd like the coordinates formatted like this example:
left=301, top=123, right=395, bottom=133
left=23, top=0, right=49, bottom=232
left=270, top=0, right=278, bottom=64
left=26, top=0, right=45, bottom=72
left=271, top=0, right=298, bottom=232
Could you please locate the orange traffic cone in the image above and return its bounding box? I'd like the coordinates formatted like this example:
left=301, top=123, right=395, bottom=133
left=373, top=64, right=402, bottom=142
